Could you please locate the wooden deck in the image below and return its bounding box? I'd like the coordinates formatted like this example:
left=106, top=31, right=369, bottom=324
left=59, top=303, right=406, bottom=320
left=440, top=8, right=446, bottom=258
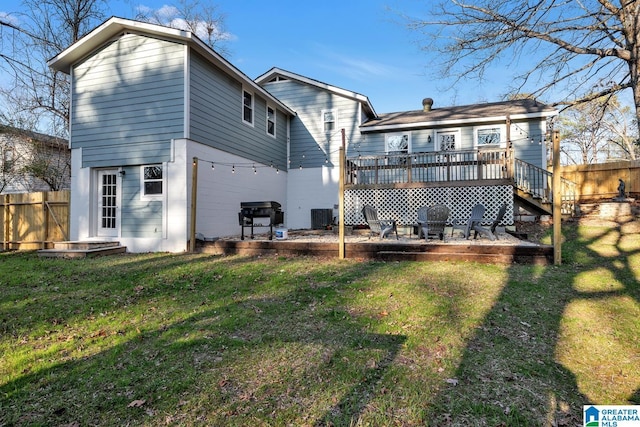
left=197, top=239, right=553, bottom=265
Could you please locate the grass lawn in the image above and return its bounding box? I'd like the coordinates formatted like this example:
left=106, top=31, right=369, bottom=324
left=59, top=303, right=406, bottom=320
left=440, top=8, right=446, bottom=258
left=1, top=222, right=639, bottom=426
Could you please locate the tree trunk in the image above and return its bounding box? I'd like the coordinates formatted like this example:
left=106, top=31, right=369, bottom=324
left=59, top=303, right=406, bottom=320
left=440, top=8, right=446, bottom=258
left=622, top=1, right=640, bottom=140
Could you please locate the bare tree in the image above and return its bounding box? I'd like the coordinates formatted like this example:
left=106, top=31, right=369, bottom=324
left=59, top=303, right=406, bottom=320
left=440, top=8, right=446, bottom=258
left=0, top=0, right=107, bottom=136
left=407, top=1, right=640, bottom=135
left=602, top=99, right=640, bottom=160
left=135, top=0, right=231, bottom=56
left=557, top=96, right=639, bottom=165
left=557, top=101, right=611, bottom=165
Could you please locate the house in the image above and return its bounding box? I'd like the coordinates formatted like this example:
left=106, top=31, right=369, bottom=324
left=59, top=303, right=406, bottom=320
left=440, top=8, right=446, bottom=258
left=48, top=18, right=295, bottom=252
left=0, top=125, right=70, bottom=194
left=48, top=17, right=558, bottom=252
left=257, top=68, right=557, bottom=229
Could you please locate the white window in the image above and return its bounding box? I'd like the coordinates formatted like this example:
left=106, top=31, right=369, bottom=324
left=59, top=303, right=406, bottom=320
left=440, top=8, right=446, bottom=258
left=266, top=105, right=276, bottom=137
left=141, top=164, right=163, bottom=200
left=474, top=124, right=506, bottom=148
left=436, top=130, right=460, bottom=151
left=384, top=132, right=411, bottom=154
left=322, top=109, right=337, bottom=133
left=242, top=89, right=253, bottom=125
left=2, top=141, right=14, bottom=167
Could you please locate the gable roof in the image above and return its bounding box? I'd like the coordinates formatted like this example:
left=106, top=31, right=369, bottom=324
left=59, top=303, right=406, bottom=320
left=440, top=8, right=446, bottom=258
left=0, top=125, right=68, bottom=150
left=360, top=98, right=558, bottom=132
left=256, top=67, right=377, bottom=119
left=48, top=17, right=295, bottom=116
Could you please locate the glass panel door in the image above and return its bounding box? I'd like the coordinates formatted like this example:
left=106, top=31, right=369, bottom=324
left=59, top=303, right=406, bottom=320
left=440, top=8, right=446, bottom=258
left=97, top=169, right=119, bottom=237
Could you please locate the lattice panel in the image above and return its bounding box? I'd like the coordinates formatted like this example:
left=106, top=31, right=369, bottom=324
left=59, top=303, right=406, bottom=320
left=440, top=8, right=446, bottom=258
left=345, top=185, right=513, bottom=226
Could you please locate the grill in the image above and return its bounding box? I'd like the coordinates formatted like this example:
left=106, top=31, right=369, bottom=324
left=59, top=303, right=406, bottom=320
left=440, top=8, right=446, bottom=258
left=238, top=201, right=284, bottom=240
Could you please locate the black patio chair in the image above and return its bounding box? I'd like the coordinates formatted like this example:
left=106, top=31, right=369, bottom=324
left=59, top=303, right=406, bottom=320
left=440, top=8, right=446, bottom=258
left=362, top=205, right=398, bottom=240
left=418, top=204, right=449, bottom=240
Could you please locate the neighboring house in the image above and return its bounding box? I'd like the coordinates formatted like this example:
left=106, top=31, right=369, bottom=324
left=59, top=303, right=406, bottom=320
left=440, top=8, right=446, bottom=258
left=0, top=125, right=70, bottom=194
left=49, top=17, right=558, bottom=252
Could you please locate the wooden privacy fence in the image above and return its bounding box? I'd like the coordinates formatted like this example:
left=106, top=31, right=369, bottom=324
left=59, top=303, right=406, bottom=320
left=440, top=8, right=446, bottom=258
left=560, top=160, right=640, bottom=201
left=1, top=190, right=70, bottom=251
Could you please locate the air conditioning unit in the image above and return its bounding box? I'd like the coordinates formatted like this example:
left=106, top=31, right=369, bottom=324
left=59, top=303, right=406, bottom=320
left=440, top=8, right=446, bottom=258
left=311, top=209, right=334, bottom=229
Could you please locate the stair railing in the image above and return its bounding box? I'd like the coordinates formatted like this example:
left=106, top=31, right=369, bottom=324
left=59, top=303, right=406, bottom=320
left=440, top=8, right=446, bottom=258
left=514, top=158, right=577, bottom=215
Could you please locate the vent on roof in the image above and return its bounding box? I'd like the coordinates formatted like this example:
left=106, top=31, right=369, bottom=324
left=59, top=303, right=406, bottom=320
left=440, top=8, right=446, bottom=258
left=422, top=97, right=434, bottom=112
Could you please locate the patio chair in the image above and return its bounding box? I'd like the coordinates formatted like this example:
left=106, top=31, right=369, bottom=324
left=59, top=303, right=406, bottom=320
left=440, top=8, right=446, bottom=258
left=489, top=203, right=508, bottom=239
left=451, top=203, right=491, bottom=240
left=418, top=204, right=450, bottom=240
left=362, top=205, right=398, bottom=239
left=416, top=206, right=429, bottom=239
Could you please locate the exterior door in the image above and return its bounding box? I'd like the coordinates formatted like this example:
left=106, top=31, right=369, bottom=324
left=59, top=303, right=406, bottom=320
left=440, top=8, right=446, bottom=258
left=97, top=169, right=120, bottom=237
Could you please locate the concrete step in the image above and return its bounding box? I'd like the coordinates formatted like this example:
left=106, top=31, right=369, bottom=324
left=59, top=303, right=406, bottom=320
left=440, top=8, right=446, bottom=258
left=38, top=242, right=126, bottom=259
left=50, top=241, right=122, bottom=251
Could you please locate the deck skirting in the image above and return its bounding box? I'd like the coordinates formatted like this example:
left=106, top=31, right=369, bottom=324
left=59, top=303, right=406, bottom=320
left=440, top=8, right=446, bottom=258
left=198, top=240, right=553, bottom=265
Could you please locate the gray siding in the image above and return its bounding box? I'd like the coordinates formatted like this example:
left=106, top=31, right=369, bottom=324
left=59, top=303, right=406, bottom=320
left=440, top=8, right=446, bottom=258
left=358, top=119, right=546, bottom=169
left=119, top=166, right=163, bottom=237
left=72, top=34, right=185, bottom=167
left=262, top=80, right=362, bottom=169
left=511, top=120, right=546, bottom=166
left=189, top=53, right=288, bottom=169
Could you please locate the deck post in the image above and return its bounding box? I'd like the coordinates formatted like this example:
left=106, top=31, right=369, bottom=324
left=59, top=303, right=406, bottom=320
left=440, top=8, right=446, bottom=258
left=339, top=129, right=346, bottom=259
left=552, top=130, right=562, bottom=265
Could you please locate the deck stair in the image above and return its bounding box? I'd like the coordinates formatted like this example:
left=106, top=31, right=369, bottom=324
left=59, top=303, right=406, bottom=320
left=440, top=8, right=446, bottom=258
left=513, top=159, right=577, bottom=217
left=38, top=241, right=126, bottom=259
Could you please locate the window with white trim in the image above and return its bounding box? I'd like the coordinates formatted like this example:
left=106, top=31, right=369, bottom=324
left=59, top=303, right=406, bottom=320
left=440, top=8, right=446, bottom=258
left=141, top=164, right=163, bottom=200
left=436, top=130, right=460, bottom=151
left=242, top=89, right=253, bottom=125
left=322, top=109, right=336, bottom=133
left=474, top=124, right=506, bottom=148
left=2, top=141, right=14, bottom=168
left=266, top=105, right=276, bottom=137
left=384, top=132, right=411, bottom=154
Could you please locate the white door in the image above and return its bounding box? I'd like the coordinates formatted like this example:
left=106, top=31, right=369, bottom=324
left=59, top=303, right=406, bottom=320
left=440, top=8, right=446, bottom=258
left=97, top=169, right=120, bottom=237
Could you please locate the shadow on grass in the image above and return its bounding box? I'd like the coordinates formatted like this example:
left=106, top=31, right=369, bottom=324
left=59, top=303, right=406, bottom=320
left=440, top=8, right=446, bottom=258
left=426, top=219, right=640, bottom=425
left=0, top=253, right=406, bottom=426
left=1, top=220, right=639, bottom=426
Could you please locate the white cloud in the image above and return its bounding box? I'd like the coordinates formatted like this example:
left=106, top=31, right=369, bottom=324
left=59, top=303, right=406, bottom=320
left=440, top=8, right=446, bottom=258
left=134, top=4, right=235, bottom=43
left=313, top=46, right=406, bottom=82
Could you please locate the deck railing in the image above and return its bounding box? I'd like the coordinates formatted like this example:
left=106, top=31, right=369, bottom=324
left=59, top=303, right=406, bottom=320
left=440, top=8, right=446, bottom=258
left=346, top=148, right=511, bottom=186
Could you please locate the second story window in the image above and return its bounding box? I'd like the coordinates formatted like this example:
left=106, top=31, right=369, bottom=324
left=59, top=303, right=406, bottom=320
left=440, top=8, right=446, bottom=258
left=1, top=142, right=15, bottom=169
left=322, top=110, right=336, bottom=133
left=477, top=127, right=501, bottom=146
left=475, top=125, right=506, bottom=148
left=385, top=132, right=410, bottom=154
left=266, top=105, right=276, bottom=137
left=437, top=130, right=458, bottom=151
left=243, top=90, right=253, bottom=125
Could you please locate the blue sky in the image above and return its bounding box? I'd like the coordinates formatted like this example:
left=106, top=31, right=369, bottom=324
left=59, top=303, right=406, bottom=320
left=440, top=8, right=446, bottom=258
left=0, top=0, right=512, bottom=114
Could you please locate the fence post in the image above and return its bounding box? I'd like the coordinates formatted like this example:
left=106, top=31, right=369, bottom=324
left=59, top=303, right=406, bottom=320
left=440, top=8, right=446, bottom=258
left=42, top=192, right=48, bottom=250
